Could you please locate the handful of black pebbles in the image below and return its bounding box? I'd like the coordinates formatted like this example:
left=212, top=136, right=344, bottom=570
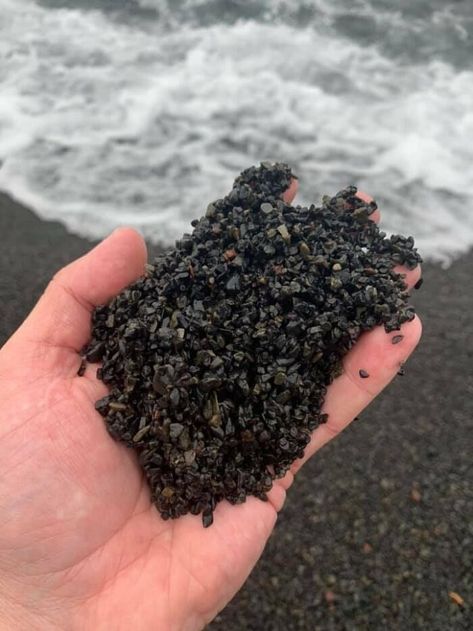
left=87, top=163, right=421, bottom=527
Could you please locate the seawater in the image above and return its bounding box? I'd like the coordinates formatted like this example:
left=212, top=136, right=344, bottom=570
left=1, top=0, right=473, bottom=263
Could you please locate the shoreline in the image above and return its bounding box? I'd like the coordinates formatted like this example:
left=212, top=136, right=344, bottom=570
left=1, top=191, right=471, bottom=630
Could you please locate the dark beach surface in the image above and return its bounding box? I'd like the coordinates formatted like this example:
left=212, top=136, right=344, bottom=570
left=1, top=193, right=471, bottom=630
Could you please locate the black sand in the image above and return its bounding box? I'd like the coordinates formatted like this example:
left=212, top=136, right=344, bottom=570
left=0, top=192, right=471, bottom=629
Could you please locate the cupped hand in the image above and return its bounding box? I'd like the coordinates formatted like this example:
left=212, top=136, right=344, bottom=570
left=0, top=181, right=421, bottom=631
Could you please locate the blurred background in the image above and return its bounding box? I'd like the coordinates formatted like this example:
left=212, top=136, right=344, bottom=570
left=1, top=0, right=473, bottom=261
left=0, top=1, right=472, bottom=629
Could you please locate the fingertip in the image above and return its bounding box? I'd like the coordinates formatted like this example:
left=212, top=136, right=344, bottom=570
left=370, top=209, right=381, bottom=223
left=395, top=263, right=422, bottom=291
left=343, top=315, right=422, bottom=391
left=107, top=226, right=148, bottom=269
left=356, top=190, right=380, bottom=223
left=54, top=225, right=148, bottom=311
left=356, top=190, right=373, bottom=204
left=386, top=315, right=423, bottom=360
left=372, top=314, right=422, bottom=352
left=407, top=314, right=422, bottom=348
left=283, top=178, right=298, bottom=204
left=88, top=225, right=147, bottom=283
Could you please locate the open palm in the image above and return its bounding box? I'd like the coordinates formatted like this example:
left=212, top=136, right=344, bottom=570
left=0, top=183, right=421, bottom=630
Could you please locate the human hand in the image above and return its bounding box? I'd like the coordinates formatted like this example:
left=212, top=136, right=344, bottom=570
left=0, top=181, right=421, bottom=630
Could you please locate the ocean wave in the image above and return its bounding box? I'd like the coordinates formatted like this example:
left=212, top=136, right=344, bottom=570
left=0, top=0, right=473, bottom=262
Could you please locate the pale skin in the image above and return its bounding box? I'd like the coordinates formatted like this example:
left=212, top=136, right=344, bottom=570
left=0, top=180, right=422, bottom=630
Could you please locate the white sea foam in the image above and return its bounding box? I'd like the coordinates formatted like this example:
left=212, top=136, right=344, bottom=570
left=0, top=0, right=472, bottom=263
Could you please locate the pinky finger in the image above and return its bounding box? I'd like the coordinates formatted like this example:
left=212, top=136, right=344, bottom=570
left=288, top=315, right=422, bottom=480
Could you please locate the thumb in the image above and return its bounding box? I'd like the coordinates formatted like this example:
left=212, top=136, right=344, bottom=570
left=1, top=228, right=147, bottom=364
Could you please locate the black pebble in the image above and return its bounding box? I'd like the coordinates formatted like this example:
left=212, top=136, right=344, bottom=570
left=414, top=278, right=424, bottom=290
left=77, top=359, right=86, bottom=377
left=202, top=510, right=214, bottom=528
left=85, top=162, right=422, bottom=527
left=85, top=341, right=105, bottom=363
